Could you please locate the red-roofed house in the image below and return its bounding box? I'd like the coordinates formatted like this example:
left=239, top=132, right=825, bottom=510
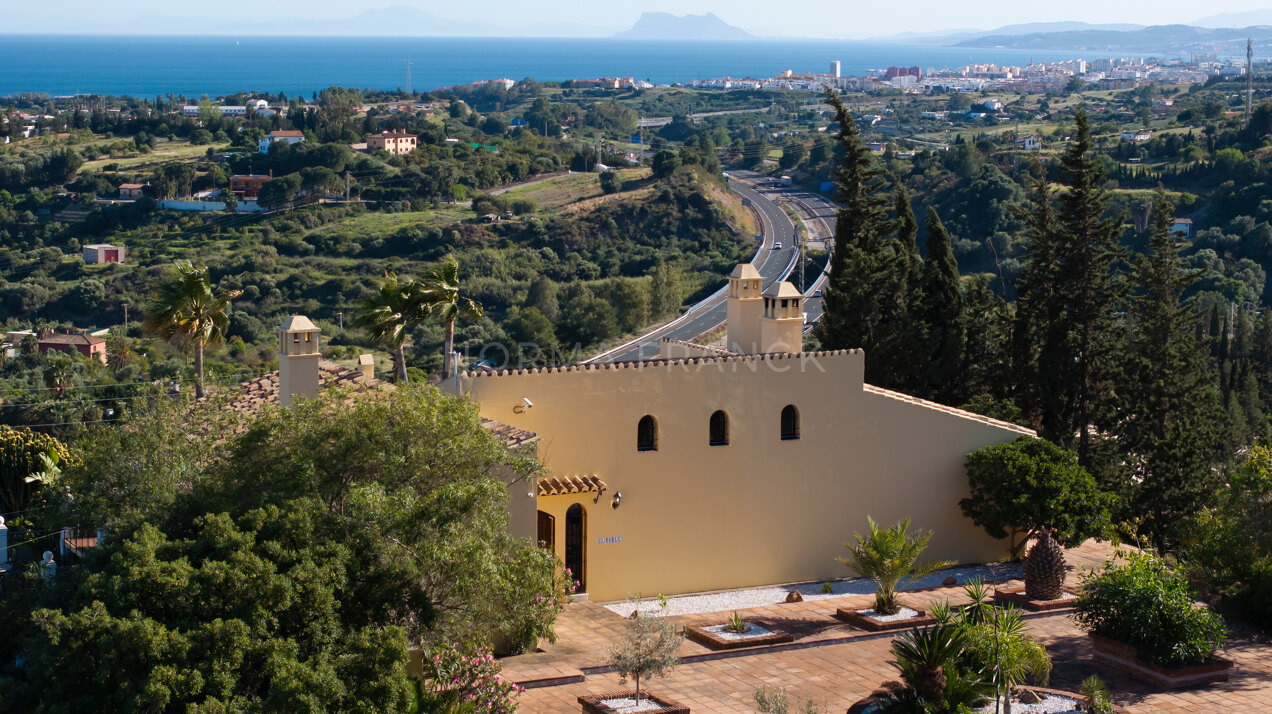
left=38, top=331, right=107, bottom=364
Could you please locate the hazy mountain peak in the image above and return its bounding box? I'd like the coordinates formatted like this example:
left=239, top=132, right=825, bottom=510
left=614, top=12, right=753, bottom=40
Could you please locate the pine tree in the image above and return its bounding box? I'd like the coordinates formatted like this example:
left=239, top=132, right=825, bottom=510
left=922, top=209, right=964, bottom=403
left=817, top=89, right=900, bottom=386
left=1119, top=188, right=1225, bottom=547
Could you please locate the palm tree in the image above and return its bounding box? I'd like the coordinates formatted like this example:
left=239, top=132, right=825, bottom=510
left=422, top=255, right=483, bottom=378
left=838, top=517, right=955, bottom=615
left=106, top=336, right=132, bottom=374
left=144, top=260, right=242, bottom=399
left=353, top=272, right=432, bottom=383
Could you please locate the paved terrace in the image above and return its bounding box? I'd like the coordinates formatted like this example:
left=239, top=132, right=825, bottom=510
left=507, top=541, right=1272, bottom=713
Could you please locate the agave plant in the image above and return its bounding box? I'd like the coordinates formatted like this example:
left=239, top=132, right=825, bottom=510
left=961, top=579, right=992, bottom=626
left=838, top=517, right=955, bottom=615
left=724, top=611, right=750, bottom=634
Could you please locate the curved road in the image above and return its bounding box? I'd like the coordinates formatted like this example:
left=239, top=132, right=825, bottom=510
left=588, top=175, right=798, bottom=363
left=729, top=170, right=838, bottom=327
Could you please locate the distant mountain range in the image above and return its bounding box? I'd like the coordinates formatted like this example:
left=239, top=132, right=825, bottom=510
left=876, top=22, right=1146, bottom=44
left=953, top=23, right=1272, bottom=54
left=613, top=12, right=753, bottom=40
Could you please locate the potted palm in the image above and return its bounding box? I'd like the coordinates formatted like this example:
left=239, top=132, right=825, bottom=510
left=835, top=517, right=954, bottom=631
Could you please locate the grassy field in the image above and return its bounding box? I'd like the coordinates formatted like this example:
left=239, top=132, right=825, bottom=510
left=304, top=204, right=473, bottom=239
left=501, top=167, right=651, bottom=212
left=79, top=139, right=228, bottom=173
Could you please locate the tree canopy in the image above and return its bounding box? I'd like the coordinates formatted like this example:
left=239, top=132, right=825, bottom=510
left=961, top=436, right=1112, bottom=560
left=2, top=385, right=564, bottom=711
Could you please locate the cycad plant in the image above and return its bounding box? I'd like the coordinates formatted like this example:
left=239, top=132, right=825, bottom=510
left=353, top=272, right=433, bottom=383
left=144, top=259, right=242, bottom=398
left=1022, top=529, right=1067, bottom=601
left=422, top=255, right=484, bottom=378
left=873, top=623, right=992, bottom=713
left=838, top=517, right=955, bottom=615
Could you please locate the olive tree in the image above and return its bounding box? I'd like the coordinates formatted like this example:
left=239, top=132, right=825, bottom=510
left=608, top=599, right=683, bottom=705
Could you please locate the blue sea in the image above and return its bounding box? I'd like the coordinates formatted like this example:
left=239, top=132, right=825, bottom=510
left=0, top=35, right=1112, bottom=98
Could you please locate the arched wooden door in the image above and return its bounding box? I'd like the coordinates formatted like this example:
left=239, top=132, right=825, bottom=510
left=565, top=503, right=586, bottom=594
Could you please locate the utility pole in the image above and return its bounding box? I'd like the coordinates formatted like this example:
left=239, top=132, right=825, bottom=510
left=338, top=311, right=344, bottom=331
left=1245, top=38, right=1254, bottom=128
left=405, top=57, right=413, bottom=96
left=123, top=303, right=128, bottom=328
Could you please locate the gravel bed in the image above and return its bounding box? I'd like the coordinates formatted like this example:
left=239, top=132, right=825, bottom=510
left=976, top=694, right=1082, bottom=713
left=703, top=623, right=775, bottom=640
left=855, top=606, right=920, bottom=622
left=606, top=562, right=1021, bottom=617
left=600, top=697, right=663, bottom=713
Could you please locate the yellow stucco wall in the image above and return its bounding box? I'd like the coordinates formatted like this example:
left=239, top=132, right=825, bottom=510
left=460, top=350, right=1032, bottom=603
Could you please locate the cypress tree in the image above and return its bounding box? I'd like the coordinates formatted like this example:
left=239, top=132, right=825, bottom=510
left=817, top=90, right=897, bottom=386
left=883, top=185, right=928, bottom=393
left=961, top=274, right=1013, bottom=406
left=922, top=209, right=964, bottom=402
left=1041, top=110, right=1127, bottom=464
left=1119, top=188, right=1224, bottom=546
left=1012, top=161, right=1061, bottom=432
left=1251, top=312, right=1272, bottom=397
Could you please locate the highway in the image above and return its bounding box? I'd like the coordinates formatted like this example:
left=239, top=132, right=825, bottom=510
left=587, top=175, right=798, bottom=363
left=728, top=171, right=838, bottom=327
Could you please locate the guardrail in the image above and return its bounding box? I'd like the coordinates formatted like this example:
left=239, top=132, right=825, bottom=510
left=582, top=178, right=783, bottom=364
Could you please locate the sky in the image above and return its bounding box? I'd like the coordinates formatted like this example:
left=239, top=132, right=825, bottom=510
left=8, top=0, right=1272, bottom=38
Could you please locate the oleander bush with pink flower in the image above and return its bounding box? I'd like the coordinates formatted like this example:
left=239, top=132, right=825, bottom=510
left=419, top=646, right=522, bottom=714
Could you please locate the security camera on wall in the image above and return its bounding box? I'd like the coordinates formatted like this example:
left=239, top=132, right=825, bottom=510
left=514, top=397, right=534, bottom=414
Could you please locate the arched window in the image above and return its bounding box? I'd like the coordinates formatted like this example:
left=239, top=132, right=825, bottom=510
left=637, top=415, right=658, bottom=452
left=709, top=410, right=730, bottom=446
left=781, top=404, right=800, bottom=441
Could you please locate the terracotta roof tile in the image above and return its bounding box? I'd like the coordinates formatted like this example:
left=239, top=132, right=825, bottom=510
left=537, top=474, right=606, bottom=497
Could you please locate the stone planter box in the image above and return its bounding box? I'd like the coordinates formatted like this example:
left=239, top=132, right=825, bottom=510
left=579, top=690, right=690, bottom=714
left=835, top=604, right=935, bottom=632
left=1089, top=634, right=1233, bottom=689
left=993, top=584, right=1078, bottom=612
left=684, top=622, right=793, bottom=650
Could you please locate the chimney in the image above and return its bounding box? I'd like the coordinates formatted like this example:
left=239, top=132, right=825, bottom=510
left=725, top=263, right=763, bottom=354
left=358, top=353, right=375, bottom=379
left=277, top=315, right=322, bottom=406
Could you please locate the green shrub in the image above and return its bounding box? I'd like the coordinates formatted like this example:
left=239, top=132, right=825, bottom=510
left=1073, top=551, right=1226, bottom=667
